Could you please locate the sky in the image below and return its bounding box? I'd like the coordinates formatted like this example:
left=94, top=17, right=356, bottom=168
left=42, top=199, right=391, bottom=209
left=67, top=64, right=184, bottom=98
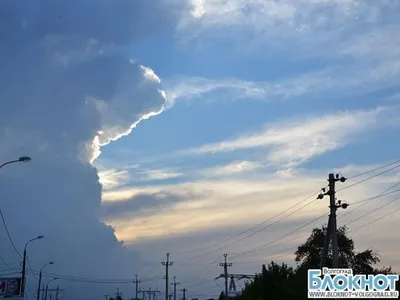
left=0, top=0, right=400, bottom=299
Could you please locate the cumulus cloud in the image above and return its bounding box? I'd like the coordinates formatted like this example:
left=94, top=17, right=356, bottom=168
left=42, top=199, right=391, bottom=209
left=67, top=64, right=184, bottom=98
left=0, top=0, right=179, bottom=297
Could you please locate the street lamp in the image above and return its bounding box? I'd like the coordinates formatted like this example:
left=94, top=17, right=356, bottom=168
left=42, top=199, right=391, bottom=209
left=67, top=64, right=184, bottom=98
left=0, top=156, right=31, bottom=169
left=21, top=235, right=44, bottom=296
left=44, top=277, right=57, bottom=300
left=36, top=262, right=54, bottom=300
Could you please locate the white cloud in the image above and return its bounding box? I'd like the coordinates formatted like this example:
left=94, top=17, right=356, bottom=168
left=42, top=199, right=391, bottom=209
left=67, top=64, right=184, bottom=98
left=102, top=164, right=400, bottom=246
left=200, top=160, right=263, bottom=177
left=87, top=63, right=166, bottom=164
left=181, top=0, right=397, bottom=38
left=177, top=106, right=395, bottom=167
left=164, top=58, right=400, bottom=107
left=0, top=1, right=176, bottom=298
left=177, top=0, right=400, bottom=65
left=98, top=169, right=131, bottom=190
left=138, top=169, right=183, bottom=181
left=140, top=65, right=162, bottom=83
left=164, top=71, right=331, bottom=107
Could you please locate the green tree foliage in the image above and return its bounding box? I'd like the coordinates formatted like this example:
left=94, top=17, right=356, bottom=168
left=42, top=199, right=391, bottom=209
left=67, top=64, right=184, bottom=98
left=236, top=225, right=397, bottom=300
left=295, top=225, right=380, bottom=273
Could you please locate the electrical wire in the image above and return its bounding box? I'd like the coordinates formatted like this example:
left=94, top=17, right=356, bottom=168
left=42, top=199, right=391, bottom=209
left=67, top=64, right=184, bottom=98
left=175, top=160, right=400, bottom=261
left=345, top=194, right=400, bottom=227
left=231, top=212, right=328, bottom=260
left=339, top=181, right=400, bottom=221
left=173, top=189, right=322, bottom=256
left=0, top=252, right=10, bottom=268
left=236, top=231, right=310, bottom=264
left=337, top=163, right=400, bottom=192
left=37, top=270, right=164, bottom=284
left=177, top=160, right=400, bottom=287
left=346, top=159, right=400, bottom=180
left=349, top=188, right=400, bottom=205
left=188, top=198, right=319, bottom=260
left=27, top=255, right=38, bottom=279
left=348, top=206, right=400, bottom=234
left=0, top=208, right=22, bottom=257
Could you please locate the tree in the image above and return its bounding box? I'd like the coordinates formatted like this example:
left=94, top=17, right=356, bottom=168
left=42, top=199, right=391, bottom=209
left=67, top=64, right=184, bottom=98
left=237, top=261, right=294, bottom=300
left=295, top=225, right=380, bottom=273
left=237, top=224, right=395, bottom=300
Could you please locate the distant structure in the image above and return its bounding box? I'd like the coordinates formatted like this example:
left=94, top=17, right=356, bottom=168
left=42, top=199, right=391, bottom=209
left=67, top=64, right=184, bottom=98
left=218, top=291, right=240, bottom=300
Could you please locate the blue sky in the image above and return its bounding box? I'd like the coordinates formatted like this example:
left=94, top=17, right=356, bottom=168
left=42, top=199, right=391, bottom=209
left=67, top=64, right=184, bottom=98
left=1, top=0, right=400, bottom=299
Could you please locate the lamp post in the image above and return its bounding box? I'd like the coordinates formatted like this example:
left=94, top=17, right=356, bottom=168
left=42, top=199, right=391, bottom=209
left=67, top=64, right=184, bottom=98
left=37, top=262, right=54, bottom=300
left=0, top=156, right=31, bottom=169
left=45, top=277, right=57, bottom=300
left=21, top=235, right=44, bottom=295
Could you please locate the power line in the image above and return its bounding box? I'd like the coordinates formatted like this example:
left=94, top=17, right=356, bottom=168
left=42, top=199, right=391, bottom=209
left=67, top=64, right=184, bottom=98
left=193, top=198, right=319, bottom=260
left=350, top=188, right=400, bottom=205
left=177, top=163, right=400, bottom=279
left=0, top=252, right=10, bottom=268
left=348, top=206, right=400, bottom=234
left=236, top=231, right=310, bottom=263
left=346, top=159, right=400, bottom=180
left=337, top=163, right=400, bottom=192
left=339, top=181, right=400, bottom=221
left=173, top=190, right=322, bottom=255
left=179, top=196, right=321, bottom=262
left=235, top=185, right=400, bottom=264
left=18, top=267, right=164, bottom=284
left=175, top=160, right=400, bottom=260
left=346, top=194, right=400, bottom=227
left=27, top=255, right=38, bottom=279
left=231, top=212, right=328, bottom=259
left=0, top=208, right=22, bottom=257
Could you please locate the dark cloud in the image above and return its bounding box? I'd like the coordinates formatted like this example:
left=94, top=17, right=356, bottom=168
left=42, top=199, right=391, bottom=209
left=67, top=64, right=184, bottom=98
left=101, top=188, right=213, bottom=221
left=101, top=193, right=184, bottom=220
left=0, top=0, right=181, bottom=298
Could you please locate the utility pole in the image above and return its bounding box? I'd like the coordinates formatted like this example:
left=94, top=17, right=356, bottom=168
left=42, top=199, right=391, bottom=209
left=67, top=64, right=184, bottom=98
left=55, top=285, right=59, bottom=300
left=181, top=288, right=187, bottom=300
left=143, top=287, right=160, bottom=300
left=134, top=274, right=141, bottom=300
left=171, top=276, right=179, bottom=300
left=104, top=295, right=109, bottom=300
left=219, top=254, right=232, bottom=298
left=318, top=173, right=348, bottom=269
left=169, top=295, right=172, bottom=300
left=161, top=253, right=173, bottom=300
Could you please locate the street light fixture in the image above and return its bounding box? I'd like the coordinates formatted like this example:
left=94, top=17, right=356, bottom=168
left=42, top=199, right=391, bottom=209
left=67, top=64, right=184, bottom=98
left=0, top=156, right=32, bottom=169
left=45, top=277, right=57, bottom=300
left=37, top=262, right=54, bottom=300
left=21, top=235, right=44, bottom=296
